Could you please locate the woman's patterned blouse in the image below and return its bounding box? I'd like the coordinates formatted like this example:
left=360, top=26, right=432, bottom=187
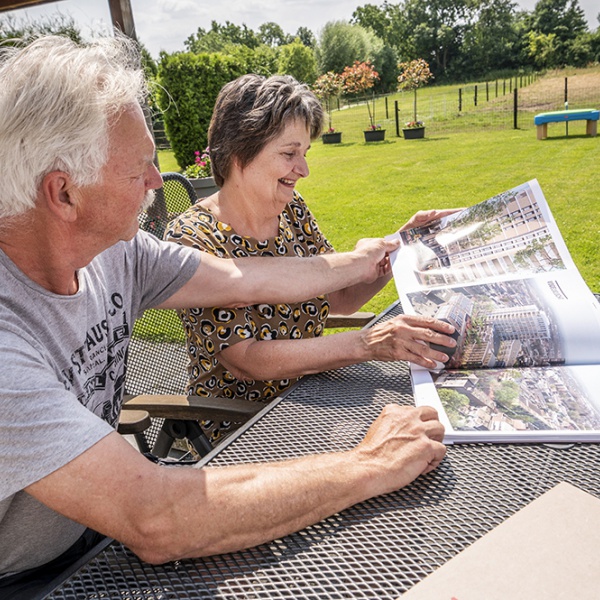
left=165, top=191, right=334, bottom=405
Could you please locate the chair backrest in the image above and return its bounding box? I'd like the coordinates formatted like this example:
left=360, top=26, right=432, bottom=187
left=138, top=172, right=196, bottom=240
left=126, top=173, right=195, bottom=396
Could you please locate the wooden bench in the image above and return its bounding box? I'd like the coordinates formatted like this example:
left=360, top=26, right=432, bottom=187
left=534, top=109, right=599, bottom=140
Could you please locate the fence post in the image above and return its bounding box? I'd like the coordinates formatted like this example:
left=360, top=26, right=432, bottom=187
left=513, top=88, right=518, bottom=129
left=564, top=77, right=569, bottom=136
left=495, top=80, right=498, bottom=97
left=509, top=78, right=512, bottom=93
left=503, top=80, right=506, bottom=95
left=458, top=88, right=462, bottom=112
left=385, top=96, right=389, bottom=120
left=474, top=84, right=478, bottom=107
left=395, top=100, right=400, bottom=137
left=486, top=81, right=489, bottom=102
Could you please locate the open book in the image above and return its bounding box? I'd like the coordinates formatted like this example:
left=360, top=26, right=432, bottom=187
left=390, top=179, right=600, bottom=443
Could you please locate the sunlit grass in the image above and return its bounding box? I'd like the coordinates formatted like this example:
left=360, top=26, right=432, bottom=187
left=158, top=123, right=600, bottom=319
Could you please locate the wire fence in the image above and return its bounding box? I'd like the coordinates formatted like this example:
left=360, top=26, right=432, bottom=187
left=329, top=71, right=600, bottom=140
left=154, top=71, right=600, bottom=147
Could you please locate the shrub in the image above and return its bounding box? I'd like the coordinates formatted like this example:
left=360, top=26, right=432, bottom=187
left=157, top=52, right=245, bottom=169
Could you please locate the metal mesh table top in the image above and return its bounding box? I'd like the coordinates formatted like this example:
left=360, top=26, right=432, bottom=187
left=47, top=301, right=600, bottom=599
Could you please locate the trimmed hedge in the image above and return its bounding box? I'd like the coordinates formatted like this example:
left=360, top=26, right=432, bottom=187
left=157, top=52, right=245, bottom=169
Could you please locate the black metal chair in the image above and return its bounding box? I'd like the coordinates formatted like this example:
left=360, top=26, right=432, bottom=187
left=122, top=172, right=262, bottom=459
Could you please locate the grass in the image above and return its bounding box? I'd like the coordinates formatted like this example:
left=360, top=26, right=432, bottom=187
left=297, top=127, right=600, bottom=313
left=156, top=150, right=179, bottom=172
left=157, top=124, right=600, bottom=318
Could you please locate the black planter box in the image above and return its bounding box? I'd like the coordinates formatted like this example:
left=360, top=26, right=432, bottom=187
left=364, top=129, right=386, bottom=142
left=322, top=132, right=342, bottom=144
left=402, top=127, right=425, bottom=139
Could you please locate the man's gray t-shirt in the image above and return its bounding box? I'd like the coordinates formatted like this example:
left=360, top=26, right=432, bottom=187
left=0, top=230, right=200, bottom=575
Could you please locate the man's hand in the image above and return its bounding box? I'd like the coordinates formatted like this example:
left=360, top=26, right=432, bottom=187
left=352, top=237, right=399, bottom=283
left=354, top=404, right=446, bottom=496
left=398, top=209, right=463, bottom=232
left=359, top=314, right=457, bottom=369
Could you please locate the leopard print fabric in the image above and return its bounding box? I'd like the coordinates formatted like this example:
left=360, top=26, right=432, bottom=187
left=165, top=192, right=334, bottom=443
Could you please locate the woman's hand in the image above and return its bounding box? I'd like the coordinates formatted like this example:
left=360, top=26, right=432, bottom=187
left=398, top=208, right=463, bottom=233
left=359, top=314, right=457, bottom=369
left=352, top=237, right=395, bottom=281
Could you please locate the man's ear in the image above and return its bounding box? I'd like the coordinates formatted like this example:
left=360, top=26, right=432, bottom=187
left=41, top=171, right=79, bottom=223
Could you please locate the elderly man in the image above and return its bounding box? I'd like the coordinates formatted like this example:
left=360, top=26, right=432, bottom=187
left=0, top=35, right=453, bottom=598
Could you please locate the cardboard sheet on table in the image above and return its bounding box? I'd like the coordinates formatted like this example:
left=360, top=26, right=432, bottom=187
left=401, top=482, right=600, bottom=600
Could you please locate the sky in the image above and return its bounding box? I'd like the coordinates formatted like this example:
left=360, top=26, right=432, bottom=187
left=2, top=0, right=598, bottom=58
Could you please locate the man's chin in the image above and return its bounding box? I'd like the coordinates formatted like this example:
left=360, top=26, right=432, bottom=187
left=141, top=190, right=156, bottom=212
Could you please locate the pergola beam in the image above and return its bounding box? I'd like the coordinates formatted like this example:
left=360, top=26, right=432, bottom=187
left=107, top=0, right=136, bottom=40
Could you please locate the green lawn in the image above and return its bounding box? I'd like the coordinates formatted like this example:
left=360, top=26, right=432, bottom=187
left=158, top=126, right=600, bottom=316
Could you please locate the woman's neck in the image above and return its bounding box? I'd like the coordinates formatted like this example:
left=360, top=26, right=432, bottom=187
left=202, top=183, right=282, bottom=241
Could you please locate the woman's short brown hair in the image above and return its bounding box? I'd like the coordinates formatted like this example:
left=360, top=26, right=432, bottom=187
left=208, top=74, right=323, bottom=187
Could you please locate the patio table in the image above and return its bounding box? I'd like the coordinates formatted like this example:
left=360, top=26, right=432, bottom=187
left=45, top=300, right=600, bottom=599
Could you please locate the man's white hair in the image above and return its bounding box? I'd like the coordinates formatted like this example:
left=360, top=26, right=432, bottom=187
left=0, top=35, right=147, bottom=219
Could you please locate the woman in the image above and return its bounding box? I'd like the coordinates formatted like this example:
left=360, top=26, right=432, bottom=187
left=165, top=74, right=455, bottom=443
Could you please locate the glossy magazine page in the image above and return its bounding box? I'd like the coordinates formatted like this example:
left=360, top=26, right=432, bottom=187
left=390, top=179, right=600, bottom=443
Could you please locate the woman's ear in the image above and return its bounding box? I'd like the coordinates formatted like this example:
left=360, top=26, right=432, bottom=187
left=41, top=171, right=79, bottom=223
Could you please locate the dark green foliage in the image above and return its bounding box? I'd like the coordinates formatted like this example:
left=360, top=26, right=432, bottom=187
left=525, top=0, right=590, bottom=66
left=317, top=21, right=373, bottom=74
left=258, top=22, right=290, bottom=47
left=295, top=26, right=317, bottom=48
left=184, top=20, right=261, bottom=53
left=352, top=0, right=594, bottom=80
left=0, top=13, right=83, bottom=44
left=277, top=39, right=318, bottom=83
left=157, top=52, right=245, bottom=169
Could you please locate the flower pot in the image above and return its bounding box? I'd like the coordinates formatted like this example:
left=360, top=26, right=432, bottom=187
left=402, top=127, right=425, bottom=140
left=322, top=132, right=342, bottom=144
left=189, top=176, right=220, bottom=199
left=364, top=129, right=386, bottom=142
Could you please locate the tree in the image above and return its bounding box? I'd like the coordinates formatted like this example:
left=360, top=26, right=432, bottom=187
left=460, top=0, right=522, bottom=78
left=317, top=21, right=372, bottom=74
left=313, top=71, right=345, bottom=130
left=525, top=30, right=558, bottom=68
left=0, top=13, right=83, bottom=44
left=184, top=20, right=260, bottom=53
left=527, top=0, right=589, bottom=66
left=225, top=44, right=279, bottom=76
left=295, top=26, right=317, bottom=48
left=402, top=0, right=471, bottom=80
left=353, top=2, right=413, bottom=59
left=341, top=60, right=380, bottom=128
left=352, top=3, right=391, bottom=41
left=277, top=39, right=318, bottom=83
left=258, top=22, right=290, bottom=47
left=494, top=380, right=520, bottom=410
left=438, top=389, right=469, bottom=425
left=397, top=58, right=434, bottom=124
left=157, top=52, right=246, bottom=168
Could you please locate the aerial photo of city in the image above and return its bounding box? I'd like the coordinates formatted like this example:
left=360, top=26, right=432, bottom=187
left=406, top=278, right=564, bottom=370
left=398, top=183, right=567, bottom=289
left=433, top=366, right=600, bottom=433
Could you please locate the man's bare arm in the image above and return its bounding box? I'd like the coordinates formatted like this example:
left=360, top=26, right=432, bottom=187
left=157, top=238, right=399, bottom=310
left=26, top=404, right=445, bottom=564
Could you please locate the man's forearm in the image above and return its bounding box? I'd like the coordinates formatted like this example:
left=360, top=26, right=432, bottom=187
left=159, top=239, right=399, bottom=310
left=28, top=407, right=445, bottom=568
left=128, top=450, right=371, bottom=563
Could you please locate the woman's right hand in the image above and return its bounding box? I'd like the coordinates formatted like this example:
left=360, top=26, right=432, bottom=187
left=359, top=314, right=457, bottom=369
